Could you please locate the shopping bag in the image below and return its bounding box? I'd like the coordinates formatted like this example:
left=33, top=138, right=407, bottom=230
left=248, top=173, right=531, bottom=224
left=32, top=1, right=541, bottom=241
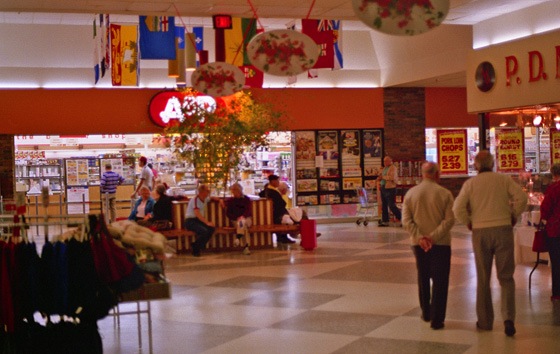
left=300, top=219, right=317, bottom=251
left=533, top=221, right=548, bottom=253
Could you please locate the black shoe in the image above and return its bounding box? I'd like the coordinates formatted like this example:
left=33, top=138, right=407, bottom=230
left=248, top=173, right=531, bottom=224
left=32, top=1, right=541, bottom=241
left=431, top=322, right=444, bottom=330
left=421, top=315, right=430, bottom=323
left=378, top=222, right=389, bottom=227
left=191, top=242, right=201, bottom=257
left=504, top=320, right=516, bottom=337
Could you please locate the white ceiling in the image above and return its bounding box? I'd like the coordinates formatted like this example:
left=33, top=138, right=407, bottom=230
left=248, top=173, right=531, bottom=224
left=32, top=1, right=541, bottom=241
left=0, top=0, right=557, bottom=88
left=0, top=0, right=552, bottom=26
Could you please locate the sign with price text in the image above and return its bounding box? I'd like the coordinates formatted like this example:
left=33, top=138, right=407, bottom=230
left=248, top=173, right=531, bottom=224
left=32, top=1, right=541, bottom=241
left=437, top=129, right=468, bottom=175
left=551, top=130, right=560, bottom=166
left=496, top=128, right=524, bottom=173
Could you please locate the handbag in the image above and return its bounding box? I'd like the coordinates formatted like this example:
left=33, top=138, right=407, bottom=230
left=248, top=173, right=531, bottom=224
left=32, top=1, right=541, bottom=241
left=533, top=220, right=549, bottom=253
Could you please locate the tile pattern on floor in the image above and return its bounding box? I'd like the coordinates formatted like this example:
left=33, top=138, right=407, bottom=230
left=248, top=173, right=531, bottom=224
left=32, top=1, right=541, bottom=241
left=98, top=223, right=560, bottom=353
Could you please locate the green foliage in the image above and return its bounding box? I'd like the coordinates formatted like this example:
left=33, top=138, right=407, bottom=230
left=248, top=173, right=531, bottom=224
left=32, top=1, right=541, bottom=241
left=164, top=89, right=287, bottom=188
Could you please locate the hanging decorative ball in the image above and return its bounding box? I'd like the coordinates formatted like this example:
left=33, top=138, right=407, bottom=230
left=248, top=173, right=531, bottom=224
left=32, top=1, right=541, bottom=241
left=352, top=0, right=450, bottom=36
left=247, top=29, right=319, bottom=77
left=191, top=62, right=245, bottom=97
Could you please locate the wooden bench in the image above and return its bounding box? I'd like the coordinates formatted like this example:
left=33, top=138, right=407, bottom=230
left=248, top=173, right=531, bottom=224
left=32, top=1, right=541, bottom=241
left=161, top=199, right=300, bottom=253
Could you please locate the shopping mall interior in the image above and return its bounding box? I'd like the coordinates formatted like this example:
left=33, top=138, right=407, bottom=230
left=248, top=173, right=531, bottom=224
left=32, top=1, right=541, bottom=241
left=2, top=1, right=560, bottom=353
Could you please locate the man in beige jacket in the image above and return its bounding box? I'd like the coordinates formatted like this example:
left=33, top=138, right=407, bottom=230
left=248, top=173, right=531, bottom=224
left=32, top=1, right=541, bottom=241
left=403, top=162, right=455, bottom=330
left=453, top=150, right=527, bottom=336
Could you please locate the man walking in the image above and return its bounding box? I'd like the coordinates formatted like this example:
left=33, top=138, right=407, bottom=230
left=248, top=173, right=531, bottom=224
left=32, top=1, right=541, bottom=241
left=100, top=163, right=125, bottom=223
left=378, top=155, right=401, bottom=226
left=402, top=162, right=455, bottom=330
left=453, top=150, right=527, bottom=336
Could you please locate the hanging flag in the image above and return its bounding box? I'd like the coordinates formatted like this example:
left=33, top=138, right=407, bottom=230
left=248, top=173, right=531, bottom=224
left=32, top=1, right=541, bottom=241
left=193, top=27, right=204, bottom=66
left=111, top=24, right=139, bottom=86
left=318, top=19, right=343, bottom=69
left=301, top=19, right=335, bottom=69
left=139, top=16, right=176, bottom=59
left=93, top=19, right=100, bottom=84
left=224, top=17, right=257, bottom=66
left=104, top=14, right=111, bottom=73
left=99, top=14, right=106, bottom=78
left=168, top=26, right=185, bottom=77
left=241, top=65, right=263, bottom=88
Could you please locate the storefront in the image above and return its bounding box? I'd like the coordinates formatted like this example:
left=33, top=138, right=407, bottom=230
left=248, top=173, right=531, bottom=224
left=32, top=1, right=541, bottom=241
left=465, top=28, right=560, bottom=195
left=1, top=86, right=475, bottom=218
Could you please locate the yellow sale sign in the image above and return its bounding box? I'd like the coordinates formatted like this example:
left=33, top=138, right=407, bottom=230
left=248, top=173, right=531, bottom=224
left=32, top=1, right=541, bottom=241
left=496, top=128, right=524, bottom=173
left=437, top=129, right=468, bottom=175
left=551, top=130, right=560, bottom=166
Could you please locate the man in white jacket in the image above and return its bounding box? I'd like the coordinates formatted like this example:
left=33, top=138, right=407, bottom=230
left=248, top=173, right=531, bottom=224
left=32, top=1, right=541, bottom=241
left=403, top=162, right=455, bottom=330
left=453, top=150, right=527, bottom=337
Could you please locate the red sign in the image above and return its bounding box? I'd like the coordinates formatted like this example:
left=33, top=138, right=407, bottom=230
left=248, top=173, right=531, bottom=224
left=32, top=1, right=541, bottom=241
left=213, top=15, right=233, bottom=29
left=148, top=91, right=219, bottom=128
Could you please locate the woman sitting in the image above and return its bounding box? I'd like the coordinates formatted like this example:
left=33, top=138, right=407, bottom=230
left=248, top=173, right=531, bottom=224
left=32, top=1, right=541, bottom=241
left=128, top=186, right=155, bottom=225
left=149, top=184, right=173, bottom=230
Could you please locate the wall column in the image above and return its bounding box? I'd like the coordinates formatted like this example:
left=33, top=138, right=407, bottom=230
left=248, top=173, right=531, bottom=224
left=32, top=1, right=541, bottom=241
left=0, top=135, right=15, bottom=200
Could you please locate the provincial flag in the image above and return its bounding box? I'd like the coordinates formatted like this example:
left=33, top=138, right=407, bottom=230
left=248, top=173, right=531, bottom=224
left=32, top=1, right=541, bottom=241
left=104, top=14, right=111, bottom=74
left=99, top=15, right=106, bottom=78
left=139, top=16, right=176, bottom=59
left=193, top=27, right=204, bottom=66
left=241, top=65, right=263, bottom=88
left=93, top=19, right=100, bottom=84
left=301, top=19, right=335, bottom=69
left=168, top=26, right=185, bottom=77
left=224, top=18, right=257, bottom=66
left=318, top=19, right=343, bottom=69
left=111, top=24, right=139, bottom=86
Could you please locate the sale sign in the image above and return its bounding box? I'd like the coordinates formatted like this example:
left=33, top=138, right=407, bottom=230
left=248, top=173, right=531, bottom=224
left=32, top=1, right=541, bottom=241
left=551, top=129, right=560, bottom=166
left=496, top=128, right=524, bottom=173
left=437, top=129, right=468, bottom=175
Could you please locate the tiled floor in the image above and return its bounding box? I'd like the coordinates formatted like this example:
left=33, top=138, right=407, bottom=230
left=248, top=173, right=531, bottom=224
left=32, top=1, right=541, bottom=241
left=98, top=223, right=560, bottom=353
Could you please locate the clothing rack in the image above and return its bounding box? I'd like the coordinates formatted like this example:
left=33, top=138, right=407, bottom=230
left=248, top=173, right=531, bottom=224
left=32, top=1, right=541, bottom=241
left=0, top=213, right=88, bottom=242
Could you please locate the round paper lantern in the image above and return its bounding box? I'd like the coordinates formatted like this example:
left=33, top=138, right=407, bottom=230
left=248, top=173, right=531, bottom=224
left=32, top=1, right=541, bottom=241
left=352, top=0, right=450, bottom=36
left=191, top=62, right=245, bottom=97
left=247, top=29, right=319, bottom=77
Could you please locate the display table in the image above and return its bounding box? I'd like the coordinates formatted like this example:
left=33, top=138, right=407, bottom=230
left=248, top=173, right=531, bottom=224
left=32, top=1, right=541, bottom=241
left=514, top=226, right=549, bottom=264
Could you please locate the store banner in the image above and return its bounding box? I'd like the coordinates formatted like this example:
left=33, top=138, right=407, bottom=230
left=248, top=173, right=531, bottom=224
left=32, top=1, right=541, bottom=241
left=111, top=24, right=139, bottom=86
left=436, top=129, right=468, bottom=175
left=495, top=127, right=525, bottom=173
left=551, top=129, right=560, bottom=166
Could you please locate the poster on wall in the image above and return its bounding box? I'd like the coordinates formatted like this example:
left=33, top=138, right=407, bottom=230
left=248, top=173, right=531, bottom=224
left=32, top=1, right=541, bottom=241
left=437, top=129, right=468, bottom=176
left=341, top=130, right=362, bottom=177
left=296, top=179, right=318, bottom=192
left=317, top=131, right=339, bottom=162
left=363, top=130, right=382, bottom=177
left=65, top=159, right=89, bottom=186
left=67, top=186, right=90, bottom=214
left=295, top=131, right=316, bottom=163
left=551, top=129, right=560, bottom=166
left=495, top=127, right=525, bottom=173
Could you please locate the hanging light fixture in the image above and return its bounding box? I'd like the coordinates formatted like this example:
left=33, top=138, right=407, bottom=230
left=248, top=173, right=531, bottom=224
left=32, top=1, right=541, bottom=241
left=533, top=114, right=543, bottom=126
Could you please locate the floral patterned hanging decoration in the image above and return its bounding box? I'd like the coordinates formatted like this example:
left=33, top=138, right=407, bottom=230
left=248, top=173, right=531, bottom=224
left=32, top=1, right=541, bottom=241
left=247, top=29, right=319, bottom=77
left=191, top=62, right=245, bottom=97
left=352, top=0, right=450, bottom=36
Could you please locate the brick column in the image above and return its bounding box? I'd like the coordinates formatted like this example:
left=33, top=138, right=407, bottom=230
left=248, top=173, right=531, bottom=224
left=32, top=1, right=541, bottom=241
left=383, top=87, right=426, bottom=160
left=0, top=135, right=15, bottom=199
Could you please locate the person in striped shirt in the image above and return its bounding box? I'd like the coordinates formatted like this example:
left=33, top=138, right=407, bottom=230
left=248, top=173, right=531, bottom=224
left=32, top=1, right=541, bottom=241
left=100, top=163, right=125, bottom=223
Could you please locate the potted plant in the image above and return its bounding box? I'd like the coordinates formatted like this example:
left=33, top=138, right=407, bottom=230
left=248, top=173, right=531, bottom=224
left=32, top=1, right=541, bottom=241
left=164, top=89, right=287, bottom=192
